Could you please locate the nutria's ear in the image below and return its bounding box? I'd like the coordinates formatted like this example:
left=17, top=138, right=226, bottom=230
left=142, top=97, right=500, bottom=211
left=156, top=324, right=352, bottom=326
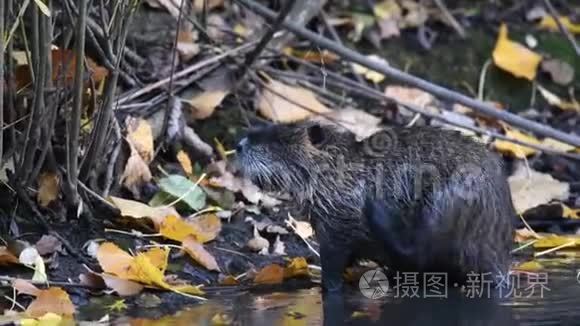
left=306, top=124, right=325, bottom=146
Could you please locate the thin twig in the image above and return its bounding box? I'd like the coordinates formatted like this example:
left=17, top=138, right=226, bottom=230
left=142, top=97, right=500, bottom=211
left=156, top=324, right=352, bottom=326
left=433, top=0, right=466, bottom=39
left=0, top=0, right=5, bottom=166
left=67, top=0, right=88, bottom=206
left=542, top=0, right=580, bottom=56
left=236, top=0, right=295, bottom=83
left=236, top=0, right=580, bottom=147
left=117, top=42, right=256, bottom=104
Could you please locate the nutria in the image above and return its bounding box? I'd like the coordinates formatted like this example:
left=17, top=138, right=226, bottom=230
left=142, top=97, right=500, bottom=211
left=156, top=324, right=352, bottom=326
left=236, top=121, right=515, bottom=292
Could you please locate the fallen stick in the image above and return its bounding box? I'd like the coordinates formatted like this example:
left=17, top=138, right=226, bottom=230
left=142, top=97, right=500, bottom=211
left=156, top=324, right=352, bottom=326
left=236, top=0, right=580, bottom=148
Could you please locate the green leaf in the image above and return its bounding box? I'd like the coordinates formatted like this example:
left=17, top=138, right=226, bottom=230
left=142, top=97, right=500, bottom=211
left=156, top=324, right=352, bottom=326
left=158, top=175, right=206, bottom=211
left=33, top=0, right=51, bottom=17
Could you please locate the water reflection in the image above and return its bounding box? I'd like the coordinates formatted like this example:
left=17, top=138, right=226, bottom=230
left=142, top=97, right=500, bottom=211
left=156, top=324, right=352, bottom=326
left=110, top=263, right=580, bottom=325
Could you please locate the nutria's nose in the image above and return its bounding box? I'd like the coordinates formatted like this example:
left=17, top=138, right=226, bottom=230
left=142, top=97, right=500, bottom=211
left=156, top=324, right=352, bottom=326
left=236, top=137, right=248, bottom=153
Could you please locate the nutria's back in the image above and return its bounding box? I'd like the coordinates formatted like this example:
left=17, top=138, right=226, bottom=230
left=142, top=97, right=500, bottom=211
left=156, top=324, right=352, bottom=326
left=237, top=121, right=515, bottom=289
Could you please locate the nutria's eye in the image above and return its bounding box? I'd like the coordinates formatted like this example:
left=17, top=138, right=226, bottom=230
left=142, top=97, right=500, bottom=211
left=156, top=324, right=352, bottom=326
left=307, top=125, right=325, bottom=146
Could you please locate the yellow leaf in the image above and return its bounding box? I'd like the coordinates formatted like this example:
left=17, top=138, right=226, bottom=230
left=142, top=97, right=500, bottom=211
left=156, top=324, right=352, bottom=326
left=514, top=261, right=543, bottom=271
left=182, top=235, right=221, bottom=271
left=133, top=253, right=204, bottom=295
left=108, top=196, right=178, bottom=227
left=493, top=127, right=541, bottom=158
left=33, top=0, right=51, bottom=17
left=257, top=75, right=331, bottom=123
left=284, top=257, right=309, bottom=278
left=538, top=16, right=580, bottom=34
left=176, top=150, right=193, bottom=176
left=126, top=117, right=154, bottom=163
left=37, top=172, right=60, bottom=207
left=351, top=55, right=388, bottom=83
left=533, top=234, right=580, bottom=249
left=537, top=84, right=580, bottom=112
left=562, top=204, right=580, bottom=219
left=492, top=24, right=542, bottom=80
left=160, top=215, right=200, bottom=242
left=188, top=90, right=228, bottom=120
left=373, top=0, right=401, bottom=20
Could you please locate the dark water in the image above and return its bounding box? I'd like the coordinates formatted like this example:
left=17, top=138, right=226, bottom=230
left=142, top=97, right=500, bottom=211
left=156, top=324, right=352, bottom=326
left=108, top=260, right=580, bottom=326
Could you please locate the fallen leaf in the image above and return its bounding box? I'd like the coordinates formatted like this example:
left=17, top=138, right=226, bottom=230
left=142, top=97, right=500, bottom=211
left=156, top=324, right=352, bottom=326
left=16, top=48, right=108, bottom=90
left=536, top=84, right=580, bottom=112
left=533, top=234, right=580, bottom=249
left=188, top=90, right=228, bottom=120
left=562, top=204, right=580, bottom=219
left=247, top=227, right=270, bottom=254
left=514, top=261, right=544, bottom=271
left=12, top=279, right=41, bottom=296
left=514, top=228, right=540, bottom=243
left=540, top=138, right=578, bottom=152
left=373, top=0, right=401, bottom=39
left=21, top=312, right=65, bottom=326
left=26, top=287, right=75, bottom=318
left=541, top=59, right=575, bottom=85
left=192, top=0, right=224, bottom=12
left=384, top=85, right=439, bottom=116
left=538, top=16, right=580, bottom=34
left=108, top=196, right=178, bottom=227
left=399, top=0, right=428, bottom=28
left=219, top=275, right=239, bottom=286
left=0, top=246, right=20, bottom=266
left=285, top=215, right=314, bottom=239
left=492, top=24, right=542, bottom=80
left=158, top=175, right=207, bottom=211
left=37, top=172, right=60, bottom=207
left=101, top=273, right=144, bottom=296
left=126, top=117, right=154, bottom=164
left=160, top=214, right=221, bottom=243
left=121, top=145, right=153, bottom=196
left=95, top=242, right=136, bottom=280
left=351, top=55, right=388, bottom=83
left=19, top=247, right=46, bottom=283
left=176, top=150, right=193, bottom=176
left=282, top=47, right=339, bottom=63
left=182, top=236, right=220, bottom=271
left=34, top=235, right=61, bottom=256
left=309, top=107, right=382, bottom=141
left=493, top=127, right=541, bottom=158
left=132, top=253, right=204, bottom=295
left=284, top=257, right=309, bottom=278
left=177, top=28, right=200, bottom=62
left=508, top=163, right=570, bottom=213
left=254, top=264, right=285, bottom=285
left=257, top=75, right=331, bottom=123
left=211, top=313, right=232, bottom=326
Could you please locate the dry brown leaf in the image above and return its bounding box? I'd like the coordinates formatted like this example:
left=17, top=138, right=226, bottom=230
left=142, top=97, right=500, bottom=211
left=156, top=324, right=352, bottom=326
left=121, top=145, right=153, bottom=196
left=189, top=90, right=228, bottom=120
left=384, top=86, right=439, bottom=116
left=254, top=264, right=285, bottom=285
left=0, top=246, right=20, bottom=266
left=193, top=0, right=224, bottom=12
left=282, top=47, right=340, bottom=63
left=309, top=107, right=382, bottom=141
left=182, top=235, right=220, bottom=272
left=101, top=273, right=144, bottom=296
left=509, top=164, right=570, bottom=213
left=34, top=235, right=62, bottom=256
left=12, top=279, right=41, bottom=296
left=257, top=76, right=331, bottom=123
left=219, top=275, right=239, bottom=286
left=492, top=24, right=542, bottom=80
left=37, top=172, right=60, bottom=207
left=109, top=196, right=178, bottom=227
left=25, top=287, right=75, bottom=318
left=176, top=150, right=193, bottom=175
left=177, top=28, right=200, bottom=62
left=126, top=117, right=154, bottom=163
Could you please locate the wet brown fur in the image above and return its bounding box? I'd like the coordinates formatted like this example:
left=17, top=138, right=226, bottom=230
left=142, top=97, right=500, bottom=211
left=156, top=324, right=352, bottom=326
left=236, top=122, right=515, bottom=290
